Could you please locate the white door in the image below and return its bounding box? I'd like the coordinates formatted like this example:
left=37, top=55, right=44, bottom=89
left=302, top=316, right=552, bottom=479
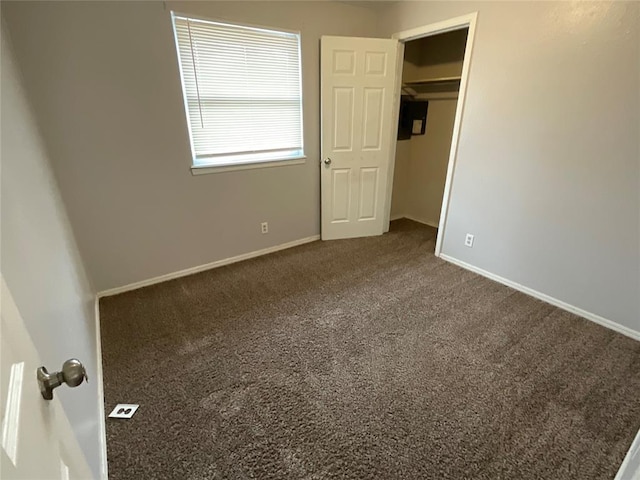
left=320, top=36, right=399, bottom=240
left=1, top=277, right=92, bottom=480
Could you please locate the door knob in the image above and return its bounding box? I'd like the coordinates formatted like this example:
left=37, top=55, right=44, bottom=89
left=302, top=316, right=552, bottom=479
left=324, top=158, right=332, bottom=165
left=37, top=359, right=88, bottom=400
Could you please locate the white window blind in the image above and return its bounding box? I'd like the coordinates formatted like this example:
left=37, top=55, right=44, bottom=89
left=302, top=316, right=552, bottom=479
left=171, top=14, right=304, bottom=167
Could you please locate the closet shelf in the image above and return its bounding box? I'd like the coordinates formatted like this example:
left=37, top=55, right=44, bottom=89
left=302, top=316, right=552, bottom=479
left=404, top=76, right=461, bottom=86
left=402, top=76, right=461, bottom=96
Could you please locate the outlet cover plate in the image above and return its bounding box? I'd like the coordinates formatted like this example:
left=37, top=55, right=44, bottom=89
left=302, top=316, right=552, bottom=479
left=108, top=404, right=139, bottom=419
left=465, top=234, right=474, bottom=247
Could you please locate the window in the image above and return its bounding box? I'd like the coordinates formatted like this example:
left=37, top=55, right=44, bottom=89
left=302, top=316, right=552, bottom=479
left=171, top=14, right=304, bottom=171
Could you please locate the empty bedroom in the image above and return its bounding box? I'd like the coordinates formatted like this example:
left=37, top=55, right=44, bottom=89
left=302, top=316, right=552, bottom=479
left=1, top=1, right=639, bottom=479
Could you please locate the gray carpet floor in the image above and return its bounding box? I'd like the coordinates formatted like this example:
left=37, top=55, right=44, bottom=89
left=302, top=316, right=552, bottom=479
left=100, top=219, right=640, bottom=480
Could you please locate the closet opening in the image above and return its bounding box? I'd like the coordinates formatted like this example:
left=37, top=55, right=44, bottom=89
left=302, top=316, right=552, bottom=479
left=385, top=15, right=477, bottom=256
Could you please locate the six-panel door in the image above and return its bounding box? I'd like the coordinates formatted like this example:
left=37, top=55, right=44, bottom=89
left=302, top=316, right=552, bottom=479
left=320, top=36, right=399, bottom=240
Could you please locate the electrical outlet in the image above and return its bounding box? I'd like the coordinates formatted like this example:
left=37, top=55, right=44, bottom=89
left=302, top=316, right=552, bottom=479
left=108, top=404, right=139, bottom=419
left=465, top=233, right=474, bottom=248
left=261, top=222, right=268, bottom=234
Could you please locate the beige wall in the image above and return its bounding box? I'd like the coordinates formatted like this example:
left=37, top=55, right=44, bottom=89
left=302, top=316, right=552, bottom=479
left=1, top=27, right=102, bottom=477
left=381, top=1, right=640, bottom=333
left=390, top=139, right=410, bottom=219
left=393, top=100, right=458, bottom=227
left=1, top=1, right=380, bottom=291
left=392, top=100, right=458, bottom=226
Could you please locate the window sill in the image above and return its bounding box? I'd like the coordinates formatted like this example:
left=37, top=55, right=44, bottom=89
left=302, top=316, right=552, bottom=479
left=191, top=156, right=307, bottom=175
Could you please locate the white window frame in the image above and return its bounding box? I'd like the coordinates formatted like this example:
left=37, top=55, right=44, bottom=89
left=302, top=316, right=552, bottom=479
left=170, top=13, right=306, bottom=175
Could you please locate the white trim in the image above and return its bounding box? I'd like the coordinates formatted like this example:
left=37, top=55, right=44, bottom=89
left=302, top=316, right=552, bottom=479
left=98, top=235, right=321, bottom=297
left=615, top=427, right=640, bottom=480
left=439, top=253, right=640, bottom=342
left=191, top=157, right=306, bottom=175
left=391, top=13, right=477, bottom=42
left=434, top=14, right=477, bottom=257
left=94, top=298, right=108, bottom=480
left=385, top=12, right=479, bottom=258
left=382, top=40, right=405, bottom=233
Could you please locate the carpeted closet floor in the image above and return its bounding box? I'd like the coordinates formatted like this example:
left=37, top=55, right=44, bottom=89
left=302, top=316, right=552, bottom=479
left=100, top=220, right=640, bottom=480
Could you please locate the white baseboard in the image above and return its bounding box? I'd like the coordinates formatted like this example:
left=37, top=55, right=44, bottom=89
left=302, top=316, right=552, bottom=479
left=404, top=214, right=439, bottom=229
left=98, top=235, right=321, bottom=297
left=94, top=298, right=108, bottom=480
left=391, top=214, right=439, bottom=229
left=439, top=254, right=640, bottom=342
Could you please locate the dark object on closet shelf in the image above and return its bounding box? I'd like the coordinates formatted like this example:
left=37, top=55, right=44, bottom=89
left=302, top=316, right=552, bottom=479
left=398, top=96, right=429, bottom=140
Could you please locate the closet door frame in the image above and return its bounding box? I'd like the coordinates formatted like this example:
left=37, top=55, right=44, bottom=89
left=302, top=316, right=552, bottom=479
left=383, top=12, right=478, bottom=258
